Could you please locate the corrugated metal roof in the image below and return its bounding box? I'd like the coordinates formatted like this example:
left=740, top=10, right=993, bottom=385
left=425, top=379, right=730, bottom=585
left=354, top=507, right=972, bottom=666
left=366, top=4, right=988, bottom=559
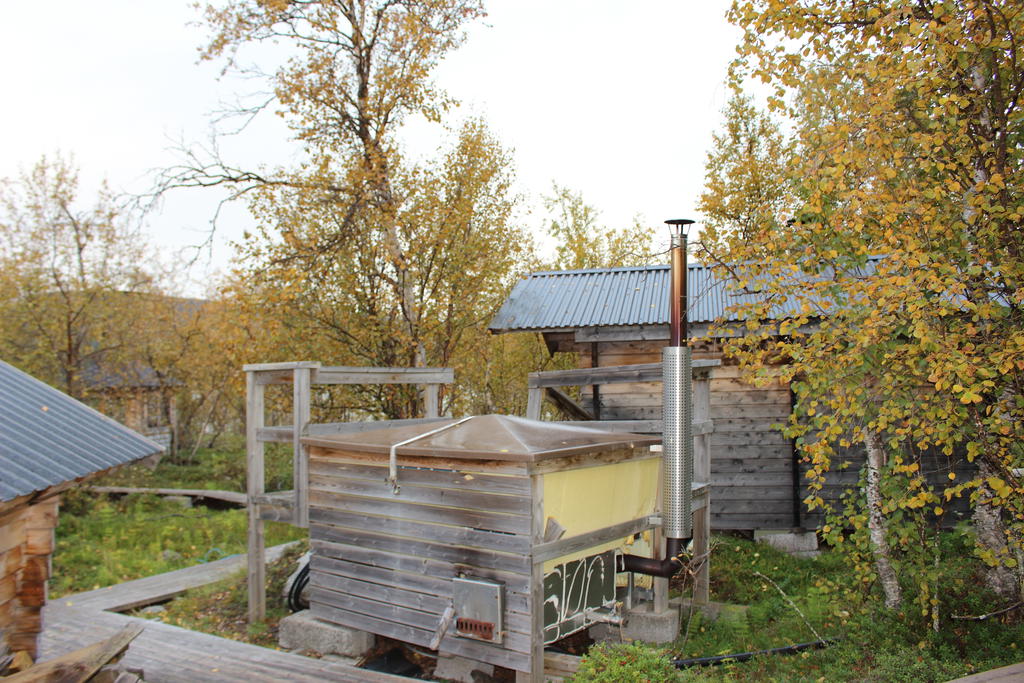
left=0, top=360, right=163, bottom=502
left=489, top=264, right=753, bottom=332
left=490, top=259, right=887, bottom=333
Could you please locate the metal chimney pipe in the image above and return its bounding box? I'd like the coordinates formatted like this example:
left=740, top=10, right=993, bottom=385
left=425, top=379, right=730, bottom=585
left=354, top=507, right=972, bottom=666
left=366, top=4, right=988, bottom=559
left=662, top=219, right=694, bottom=542
left=669, top=228, right=687, bottom=346
left=618, top=218, right=695, bottom=578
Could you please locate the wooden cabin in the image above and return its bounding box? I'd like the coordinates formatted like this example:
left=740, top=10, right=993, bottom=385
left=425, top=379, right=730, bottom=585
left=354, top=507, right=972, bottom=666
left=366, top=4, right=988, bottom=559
left=0, top=360, right=162, bottom=659
left=490, top=264, right=813, bottom=532
left=490, top=264, right=975, bottom=532
left=85, top=363, right=179, bottom=455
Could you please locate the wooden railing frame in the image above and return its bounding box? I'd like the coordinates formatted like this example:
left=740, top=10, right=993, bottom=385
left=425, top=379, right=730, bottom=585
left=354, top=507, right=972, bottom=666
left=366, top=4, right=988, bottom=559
left=243, top=361, right=453, bottom=622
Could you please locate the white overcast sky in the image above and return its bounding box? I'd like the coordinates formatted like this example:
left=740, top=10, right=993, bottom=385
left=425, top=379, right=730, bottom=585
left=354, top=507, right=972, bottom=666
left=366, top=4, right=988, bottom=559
left=0, top=1, right=741, bottom=293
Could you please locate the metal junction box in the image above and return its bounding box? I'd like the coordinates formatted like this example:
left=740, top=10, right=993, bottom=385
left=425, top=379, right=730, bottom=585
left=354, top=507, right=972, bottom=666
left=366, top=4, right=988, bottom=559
left=453, top=576, right=504, bottom=644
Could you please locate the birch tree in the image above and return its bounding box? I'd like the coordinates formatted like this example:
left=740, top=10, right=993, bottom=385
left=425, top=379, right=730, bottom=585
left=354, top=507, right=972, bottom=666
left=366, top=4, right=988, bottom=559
left=701, top=0, right=1024, bottom=621
left=171, top=0, right=486, bottom=365
left=0, top=154, right=154, bottom=399
left=543, top=184, right=657, bottom=270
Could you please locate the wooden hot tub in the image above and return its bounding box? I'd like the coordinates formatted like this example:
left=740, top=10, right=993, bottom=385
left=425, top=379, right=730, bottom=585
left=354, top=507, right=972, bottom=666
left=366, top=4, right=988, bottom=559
left=302, top=415, right=664, bottom=678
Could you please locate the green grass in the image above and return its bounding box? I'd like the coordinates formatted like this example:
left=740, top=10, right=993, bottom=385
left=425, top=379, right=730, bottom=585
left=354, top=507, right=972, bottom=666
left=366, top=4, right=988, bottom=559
left=661, top=536, right=1022, bottom=681
left=577, top=535, right=1024, bottom=681
left=99, top=437, right=294, bottom=493
left=51, top=440, right=304, bottom=597
left=136, top=540, right=310, bottom=649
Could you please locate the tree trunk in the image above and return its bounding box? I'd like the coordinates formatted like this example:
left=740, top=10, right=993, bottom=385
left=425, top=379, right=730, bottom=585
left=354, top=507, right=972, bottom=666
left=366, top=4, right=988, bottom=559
left=973, top=459, right=1023, bottom=602
left=863, top=428, right=902, bottom=609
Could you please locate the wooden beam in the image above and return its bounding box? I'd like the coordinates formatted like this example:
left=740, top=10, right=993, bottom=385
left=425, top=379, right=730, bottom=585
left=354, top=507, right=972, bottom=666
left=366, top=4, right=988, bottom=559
left=528, top=360, right=720, bottom=389
left=572, top=321, right=819, bottom=343
left=575, top=325, right=670, bottom=343
left=533, top=516, right=656, bottom=563
left=543, top=387, right=594, bottom=421
left=3, top=623, right=143, bottom=683
left=242, top=361, right=321, bottom=372
left=250, top=365, right=453, bottom=386
left=545, top=652, right=582, bottom=679
left=526, top=475, right=546, bottom=682
left=314, top=366, right=454, bottom=385
left=423, top=384, right=440, bottom=419
left=574, top=323, right=719, bottom=343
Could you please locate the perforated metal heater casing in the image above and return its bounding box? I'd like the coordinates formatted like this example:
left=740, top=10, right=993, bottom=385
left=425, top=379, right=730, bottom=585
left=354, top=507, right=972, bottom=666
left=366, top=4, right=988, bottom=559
left=662, top=345, right=693, bottom=539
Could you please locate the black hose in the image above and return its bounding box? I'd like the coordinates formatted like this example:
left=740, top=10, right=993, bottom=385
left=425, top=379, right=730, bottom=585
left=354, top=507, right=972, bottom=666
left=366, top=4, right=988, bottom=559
left=287, top=561, right=310, bottom=612
left=673, top=638, right=836, bottom=668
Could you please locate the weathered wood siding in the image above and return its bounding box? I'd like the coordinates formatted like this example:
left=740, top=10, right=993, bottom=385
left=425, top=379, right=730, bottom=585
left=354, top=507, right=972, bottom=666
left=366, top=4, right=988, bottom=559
left=799, top=442, right=976, bottom=529
left=572, top=339, right=796, bottom=530
left=307, top=449, right=535, bottom=673
left=0, top=496, right=58, bottom=658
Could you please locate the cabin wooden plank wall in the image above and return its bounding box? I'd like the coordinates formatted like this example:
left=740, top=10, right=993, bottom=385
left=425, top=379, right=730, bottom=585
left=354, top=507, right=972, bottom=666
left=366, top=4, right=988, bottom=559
left=0, top=496, right=58, bottom=658
left=306, top=448, right=535, bottom=673
left=798, top=442, right=976, bottom=528
left=561, top=337, right=797, bottom=531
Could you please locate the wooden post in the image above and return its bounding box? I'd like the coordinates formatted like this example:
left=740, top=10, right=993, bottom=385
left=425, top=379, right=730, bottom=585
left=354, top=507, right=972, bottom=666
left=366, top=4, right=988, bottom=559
left=653, top=530, right=669, bottom=614
left=521, top=475, right=546, bottom=683
left=246, top=370, right=266, bottom=623
left=653, top=477, right=669, bottom=614
left=293, top=366, right=312, bottom=528
left=692, top=374, right=711, bottom=604
left=424, top=383, right=440, bottom=418
left=526, top=385, right=543, bottom=420
left=241, top=361, right=453, bottom=622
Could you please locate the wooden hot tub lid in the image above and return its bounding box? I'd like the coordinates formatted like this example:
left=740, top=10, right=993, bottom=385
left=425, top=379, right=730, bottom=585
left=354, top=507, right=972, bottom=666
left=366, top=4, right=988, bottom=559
left=301, top=414, right=660, bottom=462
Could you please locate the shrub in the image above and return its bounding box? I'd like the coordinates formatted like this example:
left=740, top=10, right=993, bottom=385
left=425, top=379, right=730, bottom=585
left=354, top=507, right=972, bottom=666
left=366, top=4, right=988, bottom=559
left=572, top=642, right=689, bottom=682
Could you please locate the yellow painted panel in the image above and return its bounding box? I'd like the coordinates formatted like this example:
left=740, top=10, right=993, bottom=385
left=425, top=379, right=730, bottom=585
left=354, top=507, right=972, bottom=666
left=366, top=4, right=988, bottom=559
left=542, top=457, right=660, bottom=572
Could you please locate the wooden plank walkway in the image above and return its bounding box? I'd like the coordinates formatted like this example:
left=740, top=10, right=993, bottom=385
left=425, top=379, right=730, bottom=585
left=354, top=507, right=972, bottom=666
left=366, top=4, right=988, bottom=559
left=40, top=603, right=410, bottom=682
left=949, top=661, right=1024, bottom=682
left=89, top=486, right=248, bottom=505
left=39, top=542, right=414, bottom=681
left=61, top=543, right=299, bottom=612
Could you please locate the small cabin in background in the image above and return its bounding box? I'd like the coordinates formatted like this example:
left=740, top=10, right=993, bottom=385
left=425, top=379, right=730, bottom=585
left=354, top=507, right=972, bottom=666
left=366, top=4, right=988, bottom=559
left=85, top=362, right=178, bottom=455
left=0, top=360, right=162, bottom=659
left=490, top=264, right=804, bottom=531
left=490, top=263, right=975, bottom=532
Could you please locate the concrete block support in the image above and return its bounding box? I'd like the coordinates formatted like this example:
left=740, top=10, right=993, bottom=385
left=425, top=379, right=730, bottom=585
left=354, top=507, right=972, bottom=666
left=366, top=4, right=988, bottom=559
left=620, top=603, right=680, bottom=644
left=671, top=596, right=749, bottom=624
left=278, top=610, right=374, bottom=657
left=753, top=529, right=820, bottom=557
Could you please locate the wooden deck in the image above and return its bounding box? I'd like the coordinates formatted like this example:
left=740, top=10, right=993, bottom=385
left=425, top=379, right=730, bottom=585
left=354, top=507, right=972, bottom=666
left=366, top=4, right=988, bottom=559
left=39, top=543, right=414, bottom=682
left=949, top=661, right=1024, bottom=682
left=40, top=603, right=409, bottom=682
